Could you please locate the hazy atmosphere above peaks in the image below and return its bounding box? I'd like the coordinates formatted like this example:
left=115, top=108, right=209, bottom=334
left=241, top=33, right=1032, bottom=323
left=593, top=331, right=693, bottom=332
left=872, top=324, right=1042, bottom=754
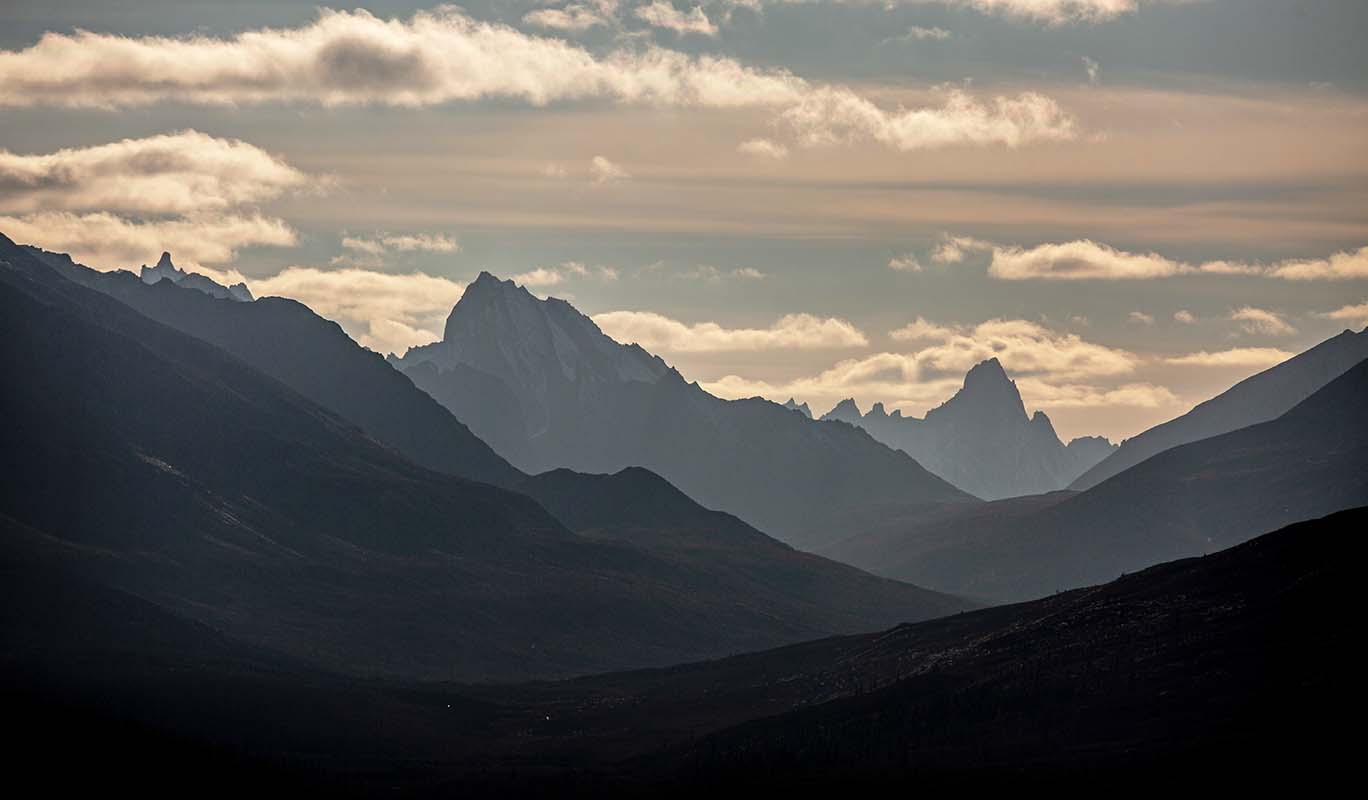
left=3, top=0, right=1366, bottom=440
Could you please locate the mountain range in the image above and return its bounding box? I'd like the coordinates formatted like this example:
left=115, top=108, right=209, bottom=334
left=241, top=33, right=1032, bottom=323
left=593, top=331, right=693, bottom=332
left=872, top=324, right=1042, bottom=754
left=0, top=232, right=971, bottom=681
left=394, top=272, right=974, bottom=549
left=821, top=358, right=1116, bottom=499
left=823, top=353, right=1368, bottom=601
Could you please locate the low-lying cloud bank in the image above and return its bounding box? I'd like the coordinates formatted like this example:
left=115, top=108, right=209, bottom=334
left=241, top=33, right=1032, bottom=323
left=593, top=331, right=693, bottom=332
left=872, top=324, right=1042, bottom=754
left=0, top=7, right=1075, bottom=153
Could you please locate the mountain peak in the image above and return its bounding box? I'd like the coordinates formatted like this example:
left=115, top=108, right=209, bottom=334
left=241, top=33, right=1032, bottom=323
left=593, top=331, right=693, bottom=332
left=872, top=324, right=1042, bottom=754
left=156, top=251, right=174, bottom=269
left=826, top=398, right=862, bottom=420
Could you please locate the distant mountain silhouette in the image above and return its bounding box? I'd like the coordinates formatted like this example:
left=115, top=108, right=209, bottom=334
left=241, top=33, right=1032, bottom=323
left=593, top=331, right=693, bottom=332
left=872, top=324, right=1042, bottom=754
left=826, top=357, right=1368, bottom=601
left=1072, top=327, right=1368, bottom=489
left=0, top=235, right=971, bottom=681
left=821, top=358, right=1115, bottom=499
left=394, top=272, right=973, bottom=548
left=16, top=241, right=523, bottom=488
left=781, top=397, right=812, bottom=418
left=7, top=502, right=1354, bottom=791
left=135, top=250, right=254, bottom=302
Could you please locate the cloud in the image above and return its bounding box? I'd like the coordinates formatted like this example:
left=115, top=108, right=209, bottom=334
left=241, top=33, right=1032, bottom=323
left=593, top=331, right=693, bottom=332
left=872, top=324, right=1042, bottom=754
left=0, top=211, right=295, bottom=277
left=1318, top=301, right=1368, bottom=327
left=1127, top=311, right=1154, bottom=325
left=1163, top=348, right=1294, bottom=368
left=634, top=2, right=718, bottom=36
left=1174, top=309, right=1195, bottom=324
left=513, top=261, right=619, bottom=287
left=251, top=266, right=465, bottom=354
left=888, top=316, right=958, bottom=341
left=930, top=235, right=985, bottom=264
left=1013, top=378, right=1178, bottom=409
left=988, top=239, right=1187, bottom=280
left=0, top=8, right=1075, bottom=153
left=737, top=138, right=789, bottom=159
left=964, top=236, right=1368, bottom=282
left=945, top=0, right=1140, bottom=25
left=0, top=130, right=307, bottom=216
left=780, top=87, right=1075, bottom=151
left=888, top=254, right=923, bottom=272
left=342, top=232, right=459, bottom=254
left=590, top=155, right=631, bottom=183
left=593, top=310, right=868, bottom=352
left=1267, top=246, right=1368, bottom=281
left=677, top=264, right=767, bottom=282
left=1230, top=306, right=1296, bottom=337
left=900, top=26, right=953, bottom=41
left=522, top=4, right=615, bottom=32
left=1082, top=56, right=1100, bottom=84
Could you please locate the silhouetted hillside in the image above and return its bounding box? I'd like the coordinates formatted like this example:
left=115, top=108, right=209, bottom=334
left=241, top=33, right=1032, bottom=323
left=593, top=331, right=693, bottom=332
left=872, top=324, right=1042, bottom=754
left=16, top=240, right=524, bottom=488
left=1073, top=326, right=1368, bottom=489
left=6, top=507, right=1354, bottom=794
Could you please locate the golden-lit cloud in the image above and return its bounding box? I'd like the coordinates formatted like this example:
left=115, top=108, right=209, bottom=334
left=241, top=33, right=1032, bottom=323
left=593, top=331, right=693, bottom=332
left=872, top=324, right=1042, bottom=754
left=1230, top=306, right=1295, bottom=337
left=0, top=130, right=306, bottom=216
left=251, top=267, right=466, bottom=354
left=1162, top=347, right=1295, bottom=368
left=0, top=8, right=1075, bottom=153
left=634, top=2, right=717, bottom=36
left=593, top=310, right=869, bottom=352
left=0, top=211, right=294, bottom=277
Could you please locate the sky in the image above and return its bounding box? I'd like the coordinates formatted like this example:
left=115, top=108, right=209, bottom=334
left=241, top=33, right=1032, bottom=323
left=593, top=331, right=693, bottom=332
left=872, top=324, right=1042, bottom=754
left=2, top=0, right=1366, bottom=441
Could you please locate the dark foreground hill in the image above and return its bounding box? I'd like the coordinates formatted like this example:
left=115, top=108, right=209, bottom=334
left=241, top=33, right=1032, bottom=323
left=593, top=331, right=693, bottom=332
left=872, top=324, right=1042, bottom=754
left=821, top=356, right=1368, bottom=602
left=0, top=235, right=968, bottom=682
left=5, top=509, right=1357, bottom=795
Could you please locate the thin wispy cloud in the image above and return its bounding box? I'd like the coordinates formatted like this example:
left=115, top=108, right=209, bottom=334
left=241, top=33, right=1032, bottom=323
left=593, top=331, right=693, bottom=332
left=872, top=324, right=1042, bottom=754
left=1230, top=306, right=1296, bottom=337
left=593, top=310, right=869, bottom=352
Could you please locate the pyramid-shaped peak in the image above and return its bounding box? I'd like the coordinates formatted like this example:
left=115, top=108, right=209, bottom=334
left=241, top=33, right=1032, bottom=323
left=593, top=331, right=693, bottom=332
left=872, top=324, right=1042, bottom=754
left=964, top=357, right=1011, bottom=385
left=156, top=251, right=174, bottom=269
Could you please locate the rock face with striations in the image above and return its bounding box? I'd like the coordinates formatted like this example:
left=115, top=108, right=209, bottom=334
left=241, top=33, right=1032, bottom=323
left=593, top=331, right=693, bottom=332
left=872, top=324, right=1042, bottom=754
left=821, top=358, right=1114, bottom=500
left=394, top=272, right=972, bottom=548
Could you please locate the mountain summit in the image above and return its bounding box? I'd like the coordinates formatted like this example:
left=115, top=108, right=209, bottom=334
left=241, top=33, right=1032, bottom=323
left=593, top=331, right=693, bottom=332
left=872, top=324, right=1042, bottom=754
left=821, top=358, right=1114, bottom=499
left=139, top=251, right=253, bottom=302
left=394, top=273, right=972, bottom=547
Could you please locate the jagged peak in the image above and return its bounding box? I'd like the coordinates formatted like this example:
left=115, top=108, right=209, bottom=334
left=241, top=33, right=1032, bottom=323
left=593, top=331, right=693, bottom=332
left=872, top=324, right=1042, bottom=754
left=828, top=398, right=862, bottom=417
left=869, top=401, right=888, bottom=418
left=155, top=251, right=174, bottom=269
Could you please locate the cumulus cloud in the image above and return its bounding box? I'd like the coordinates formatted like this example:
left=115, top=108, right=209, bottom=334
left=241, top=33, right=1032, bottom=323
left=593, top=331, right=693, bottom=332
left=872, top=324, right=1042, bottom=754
left=737, top=138, right=789, bottom=159
left=1163, top=348, right=1293, bottom=369
left=1230, top=306, right=1296, bottom=337
left=590, top=155, right=631, bottom=183
left=251, top=267, right=465, bottom=354
left=593, top=310, right=868, bottom=352
left=0, top=130, right=306, bottom=215
left=0, top=211, right=294, bottom=276
left=888, top=316, right=958, bottom=341
left=342, top=232, right=459, bottom=254
left=634, top=2, right=718, bottom=36
left=1174, top=309, right=1195, bottom=324
left=1318, top=301, right=1368, bottom=327
left=0, top=8, right=1075, bottom=153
